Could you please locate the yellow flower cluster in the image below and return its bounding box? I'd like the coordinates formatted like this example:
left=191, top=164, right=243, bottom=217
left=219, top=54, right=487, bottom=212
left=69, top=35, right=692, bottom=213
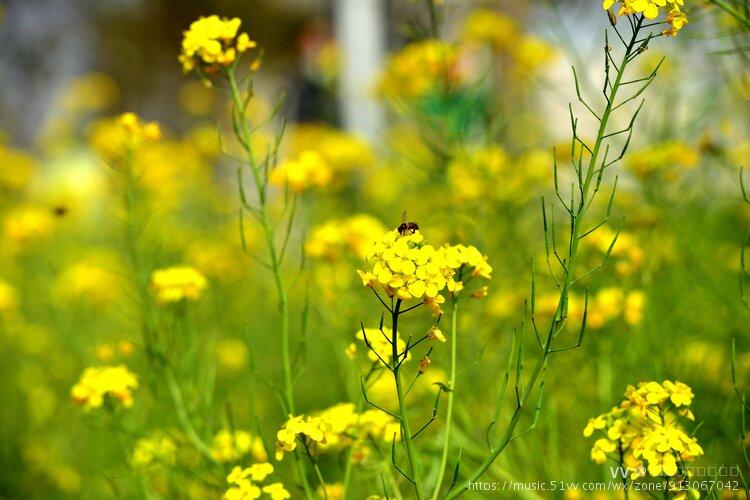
left=275, top=414, right=331, bottom=460
left=443, top=244, right=493, bottom=280
left=378, top=40, right=459, bottom=100
left=625, top=141, right=699, bottom=180
left=315, top=403, right=401, bottom=460
left=357, top=229, right=492, bottom=313
left=129, top=431, right=178, bottom=469
left=211, top=429, right=267, bottom=463
left=269, top=150, right=332, bottom=193
left=150, top=266, right=208, bottom=304
left=603, top=0, right=688, bottom=37
left=179, top=15, right=257, bottom=73
left=70, top=364, right=139, bottom=410
left=305, top=215, right=386, bottom=261
left=584, top=381, right=702, bottom=480
left=223, top=463, right=289, bottom=500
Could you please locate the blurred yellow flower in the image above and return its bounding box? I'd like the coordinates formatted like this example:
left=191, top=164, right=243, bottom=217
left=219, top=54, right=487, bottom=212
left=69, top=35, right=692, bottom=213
left=379, top=39, right=459, bottom=100
left=3, top=206, right=54, bottom=245
left=55, top=261, right=121, bottom=306
left=211, top=429, right=267, bottom=463
left=129, top=431, right=178, bottom=469
left=150, top=266, right=208, bottom=304
left=305, top=214, right=386, bottom=261
left=70, top=364, right=139, bottom=411
left=216, top=338, right=249, bottom=374
left=269, top=150, right=332, bottom=193
left=461, top=9, right=519, bottom=51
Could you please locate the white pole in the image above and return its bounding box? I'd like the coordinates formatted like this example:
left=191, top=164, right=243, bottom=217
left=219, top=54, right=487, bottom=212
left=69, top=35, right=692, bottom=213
left=334, top=0, right=387, bottom=144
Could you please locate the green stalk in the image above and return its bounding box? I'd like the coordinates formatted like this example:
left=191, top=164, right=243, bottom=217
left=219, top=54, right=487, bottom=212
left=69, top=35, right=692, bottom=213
left=431, top=298, right=458, bottom=499
left=225, top=69, right=314, bottom=500
left=392, top=299, right=425, bottom=500
left=710, top=0, right=750, bottom=30
left=446, top=18, right=644, bottom=499
left=226, top=70, right=295, bottom=415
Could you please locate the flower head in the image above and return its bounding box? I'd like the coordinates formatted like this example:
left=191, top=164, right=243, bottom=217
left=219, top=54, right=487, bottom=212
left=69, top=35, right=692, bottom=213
left=150, top=266, right=208, bottom=304
left=179, top=15, right=257, bottom=73
left=603, top=0, right=688, bottom=37
left=70, top=365, right=139, bottom=410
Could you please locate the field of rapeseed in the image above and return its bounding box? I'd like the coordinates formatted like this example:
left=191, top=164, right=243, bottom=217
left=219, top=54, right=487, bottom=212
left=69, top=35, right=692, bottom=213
left=1, top=0, right=749, bottom=498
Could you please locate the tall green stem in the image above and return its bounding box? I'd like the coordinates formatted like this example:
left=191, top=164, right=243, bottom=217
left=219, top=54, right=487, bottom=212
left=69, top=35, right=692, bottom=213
left=446, top=19, right=643, bottom=499
left=392, top=299, right=425, bottom=500
left=225, top=69, right=314, bottom=500
left=431, top=298, right=458, bottom=499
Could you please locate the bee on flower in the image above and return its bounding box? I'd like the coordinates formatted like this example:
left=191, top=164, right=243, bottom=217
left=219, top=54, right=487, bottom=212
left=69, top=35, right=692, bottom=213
left=70, top=365, right=139, bottom=411
left=357, top=226, right=492, bottom=314
left=150, top=266, right=208, bottom=304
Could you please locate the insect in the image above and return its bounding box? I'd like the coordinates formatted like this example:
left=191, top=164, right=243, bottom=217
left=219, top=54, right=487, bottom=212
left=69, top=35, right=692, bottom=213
left=397, top=211, right=419, bottom=236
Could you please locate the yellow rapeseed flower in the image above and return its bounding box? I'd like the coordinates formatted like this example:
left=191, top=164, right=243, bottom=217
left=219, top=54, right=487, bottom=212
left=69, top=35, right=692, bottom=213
left=150, top=266, right=208, bottom=304
left=179, top=15, right=256, bottom=73
left=70, top=365, right=139, bottom=411
left=603, top=0, right=688, bottom=37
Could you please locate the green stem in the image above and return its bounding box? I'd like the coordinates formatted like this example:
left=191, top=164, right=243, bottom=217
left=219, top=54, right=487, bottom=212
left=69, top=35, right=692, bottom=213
left=446, top=19, right=643, bottom=499
left=710, top=0, right=750, bottom=30
left=226, top=70, right=295, bottom=415
left=392, top=299, right=425, bottom=500
left=431, top=298, right=458, bottom=499
left=163, top=364, right=215, bottom=462
left=225, top=69, right=314, bottom=500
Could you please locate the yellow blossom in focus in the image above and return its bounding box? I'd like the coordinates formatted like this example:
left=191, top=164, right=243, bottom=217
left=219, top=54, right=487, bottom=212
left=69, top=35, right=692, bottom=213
left=70, top=364, right=139, bottom=411
left=585, top=380, right=702, bottom=484
left=603, top=0, right=688, bottom=37
left=150, top=266, right=207, bottom=304
left=179, top=15, right=256, bottom=73
left=263, top=483, right=291, bottom=500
